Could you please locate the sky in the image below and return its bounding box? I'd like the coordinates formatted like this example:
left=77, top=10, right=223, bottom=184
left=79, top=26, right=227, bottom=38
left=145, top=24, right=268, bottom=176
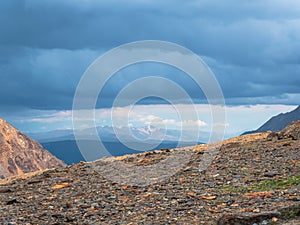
left=0, top=0, right=299, bottom=138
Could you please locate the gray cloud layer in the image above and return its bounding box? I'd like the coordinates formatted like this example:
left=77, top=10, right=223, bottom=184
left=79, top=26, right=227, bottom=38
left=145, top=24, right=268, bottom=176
left=0, top=0, right=300, bottom=111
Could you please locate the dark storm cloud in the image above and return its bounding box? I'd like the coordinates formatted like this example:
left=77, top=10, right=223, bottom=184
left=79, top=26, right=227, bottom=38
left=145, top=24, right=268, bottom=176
left=0, top=47, right=99, bottom=109
left=0, top=0, right=300, bottom=111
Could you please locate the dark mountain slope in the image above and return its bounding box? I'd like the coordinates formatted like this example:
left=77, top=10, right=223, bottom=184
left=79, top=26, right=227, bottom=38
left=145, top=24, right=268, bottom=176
left=243, top=105, right=300, bottom=135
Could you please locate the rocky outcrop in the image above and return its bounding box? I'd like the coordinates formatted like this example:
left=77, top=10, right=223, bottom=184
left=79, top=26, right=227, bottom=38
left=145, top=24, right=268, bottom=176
left=267, top=120, right=300, bottom=141
left=218, top=204, right=300, bottom=225
left=278, top=120, right=300, bottom=140
left=0, top=118, right=65, bottom=179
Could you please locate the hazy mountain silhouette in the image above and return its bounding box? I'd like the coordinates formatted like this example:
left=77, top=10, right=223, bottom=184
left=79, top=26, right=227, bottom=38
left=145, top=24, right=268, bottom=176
left=243, top=106, right=300, bottom=135
left=27, top=125, right=210, bottom=143
left=42, top=140, right=201, bottom=165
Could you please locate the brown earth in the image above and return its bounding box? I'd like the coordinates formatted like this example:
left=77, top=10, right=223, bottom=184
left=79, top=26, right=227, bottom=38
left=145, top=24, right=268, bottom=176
left=0, top=121, right=299, bottom=224
left=0, top=118, right=65, bottom=179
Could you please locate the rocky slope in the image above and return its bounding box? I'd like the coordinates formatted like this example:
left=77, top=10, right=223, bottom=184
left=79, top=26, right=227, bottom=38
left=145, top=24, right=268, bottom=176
left=244, top=105, right=300, bottom=135
left=0, top=118, right=65, bottom=179
left=0, top=122, right=299, bottom=224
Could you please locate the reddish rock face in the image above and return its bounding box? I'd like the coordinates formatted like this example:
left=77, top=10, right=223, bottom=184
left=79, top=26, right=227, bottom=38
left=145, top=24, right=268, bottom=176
left=0, top=118, right=65, bottom=179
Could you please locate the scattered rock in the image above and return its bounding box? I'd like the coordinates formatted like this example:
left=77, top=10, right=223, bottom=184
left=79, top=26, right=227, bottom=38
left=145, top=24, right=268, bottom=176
left=0, top=121, right=299, bottom=224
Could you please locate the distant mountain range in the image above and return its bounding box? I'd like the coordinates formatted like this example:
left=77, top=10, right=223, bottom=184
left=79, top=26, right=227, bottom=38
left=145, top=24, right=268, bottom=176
left=243, top=105, right=300, bottom=135
left=26, top=125, right=207, bottom=165
left=41, top=140, right=200, bottom=165
left=0, top=118, right=65, bottom=179
left=27, top=125, right=210, bottom=143
left=23, top=106, right=300, bottom=165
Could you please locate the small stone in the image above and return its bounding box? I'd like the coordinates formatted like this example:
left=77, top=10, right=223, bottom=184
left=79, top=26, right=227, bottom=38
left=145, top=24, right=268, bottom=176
left=271, top=217, right=278, bottom=222
left=230, top=203, right=239, bottom=207
left=261, top=220, right=268, bottom=225
left=108, top=196, right=116, bottom=199
left=253, top=208, right=260, bottom=213
left=51, top=182, right=69, bottom=190
left=104, top=205, right=111, bottom=210
left=6, top=198, right=18, bottom=205
left=288, top=189, right=298, bottom=194
left=288, top=196, right=300, bottom=201
left=263, top=173, right=278, bottom=178
left=273, top=197, right=284, bottom=202
left=66, top=202, right=73, bottom=208
left=27, top=179, right=42, bottom=184
left=0, top=188, right=12, bottom=193
left=91, top=203, right=99, bottom=208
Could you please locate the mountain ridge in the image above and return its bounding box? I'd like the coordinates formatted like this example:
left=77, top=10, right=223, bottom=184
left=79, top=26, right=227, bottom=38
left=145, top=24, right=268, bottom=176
left=26, top=125, right=211, bottom=143
left=0, top=118, right=65, bottom=179
left=243, top=105, right=300, bottom=135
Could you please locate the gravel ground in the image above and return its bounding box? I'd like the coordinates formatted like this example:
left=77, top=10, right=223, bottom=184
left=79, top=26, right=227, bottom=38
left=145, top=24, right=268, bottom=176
left=0, top=130, right=299, bottom=224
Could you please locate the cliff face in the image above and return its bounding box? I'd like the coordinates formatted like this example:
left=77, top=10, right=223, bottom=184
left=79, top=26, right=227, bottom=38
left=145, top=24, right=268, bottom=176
left=0, top=118, right=65, bottom=179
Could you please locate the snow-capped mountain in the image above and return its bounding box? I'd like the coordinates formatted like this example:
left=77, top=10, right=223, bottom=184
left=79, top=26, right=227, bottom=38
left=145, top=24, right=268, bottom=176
left=27, top=125, right=210, bottom=143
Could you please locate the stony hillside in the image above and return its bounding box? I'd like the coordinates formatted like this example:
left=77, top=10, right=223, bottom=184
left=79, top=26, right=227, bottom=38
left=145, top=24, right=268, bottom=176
left=0, top=122, right=299, bottom=224
left=0, top=118, right=65, bottom=179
